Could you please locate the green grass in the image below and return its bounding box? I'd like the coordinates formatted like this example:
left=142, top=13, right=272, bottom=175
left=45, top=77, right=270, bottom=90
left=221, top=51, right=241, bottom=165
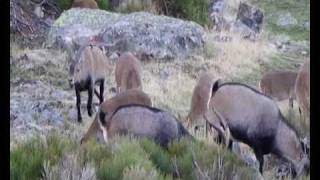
left=96, top=0, right=111, bottom=11
left=252, top=0, right=310, bottom=41
left=57, top=0, right=73, bottom=11
left=174, top=0, right=212, bottom=26
left=10, top=134, right=68, bottom=180
left=11, top=133, right=260, bottom=180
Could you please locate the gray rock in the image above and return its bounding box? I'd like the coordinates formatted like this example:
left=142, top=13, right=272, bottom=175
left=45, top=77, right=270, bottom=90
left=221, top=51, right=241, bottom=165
left=276, top=12, right=298, bottom=28
left=47, top=9, right=206, bottom=60
left=209, top=2, right=263, bottom=40
left=236, top=2, right=264, bottom=33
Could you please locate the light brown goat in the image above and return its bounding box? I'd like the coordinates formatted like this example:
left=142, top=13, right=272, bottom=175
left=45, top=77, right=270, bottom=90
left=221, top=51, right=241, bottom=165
left=68, top=45, right=111, bottom=122
left=295, top=59, right=310, bottom=117
left=80, top=89, right=152, bottom=144
left=187, top=72, right=214, bottom=126
left=72, top=0, right=98, bottom=9
left=187, top=72, right=229, bottom=144
left=115, top=52, right=143, bottom=93
left=259, top=71, right=298, bottom=108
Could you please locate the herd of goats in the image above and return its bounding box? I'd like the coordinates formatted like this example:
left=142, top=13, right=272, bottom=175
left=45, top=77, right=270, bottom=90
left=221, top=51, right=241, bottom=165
left=64, top=36, right=310, bottom=178
left=60, top=1, right=310, bottom=178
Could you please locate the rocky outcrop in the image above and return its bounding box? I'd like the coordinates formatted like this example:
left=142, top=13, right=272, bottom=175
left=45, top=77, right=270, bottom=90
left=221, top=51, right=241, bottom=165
left=236, top=2, right=263, bottom=33
left=208, top=1, right=263, bottom=40
left=47, top=9, right=206, bottom=60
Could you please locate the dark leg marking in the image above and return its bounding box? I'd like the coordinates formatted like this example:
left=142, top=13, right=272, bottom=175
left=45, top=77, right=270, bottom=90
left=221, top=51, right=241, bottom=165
left=87, top=82, right=94, bottom=117
left=99, top=79, right=104, bottom=104
left=75, top=86, right=82, bottom=123
left=254, top=150, right=264, bottom=174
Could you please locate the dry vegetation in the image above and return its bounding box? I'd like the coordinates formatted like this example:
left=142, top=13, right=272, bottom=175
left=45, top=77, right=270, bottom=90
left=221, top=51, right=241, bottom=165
left=10, top=24, right=309, bottom=180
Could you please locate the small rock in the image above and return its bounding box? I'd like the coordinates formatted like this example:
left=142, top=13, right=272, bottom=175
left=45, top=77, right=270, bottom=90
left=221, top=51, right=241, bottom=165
left=301, top=50, right=307, bottom=55
left=34, top=6, right=44, bottom=18
left=276, top=12, right=298, bottom=28
left=303, top=21, right=310, bottom=31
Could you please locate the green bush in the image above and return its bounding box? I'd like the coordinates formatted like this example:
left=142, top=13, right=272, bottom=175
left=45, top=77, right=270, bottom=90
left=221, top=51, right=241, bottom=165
left=140, top=138, right=174, bottom=175
left=162, top=0, right=211, bottom=26
left=80, top=139, right=112, bottom=166
left=10, top=134, right=68, bottom=180
left=177, top=0, right=211, bottom=26
left=57, top=0, right=73, bottom=11
left=96, top=0, right=111, bottom=11
left=96, top=137, right=154, bottom=180
left=11, top=139, right=45, bottom=180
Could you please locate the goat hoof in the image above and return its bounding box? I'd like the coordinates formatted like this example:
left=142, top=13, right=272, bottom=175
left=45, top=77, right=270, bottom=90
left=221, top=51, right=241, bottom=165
left=88, top=108, right=93, bottom=117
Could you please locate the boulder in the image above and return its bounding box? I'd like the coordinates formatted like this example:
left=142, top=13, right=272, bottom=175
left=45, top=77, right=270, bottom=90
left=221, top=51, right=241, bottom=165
left=236, top=2, right=264, bottom=33
left=47, top=9, right=206, bottom=60
left=208, top=1, right=264, bottom=40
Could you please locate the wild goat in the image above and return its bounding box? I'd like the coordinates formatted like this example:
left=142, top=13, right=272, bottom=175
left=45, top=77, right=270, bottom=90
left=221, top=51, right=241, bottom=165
left=295, top=59, right=310, bottom=117
left=207, top=81, right=309, bottom=177
left=259, top=71, right=298, bottom=108
left=186, top=72, right=225, bottom=139
left=115, top=52, right=143, bottom=93
left=72, top=0, right=98, bottom=9
left=68, top=45, right=111, bottom=122
left=80, top=89, right=152, bottom=144
left=97, top=104, right=191, bottom=148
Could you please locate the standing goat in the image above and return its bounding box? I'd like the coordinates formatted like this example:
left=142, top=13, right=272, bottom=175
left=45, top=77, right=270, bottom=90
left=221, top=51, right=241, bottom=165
left=295, top=59, right=310, bottom=117
left=259, top=71, right=298, bottom=108
left=68, top=45, right=111, bottom=122
left=115, top=52, right=143, bottom=93
left=97, top=104, right=192, bottom=148
left=80, top=89, right=152, bottom=144
left=207, top=81, right=309, bottom=177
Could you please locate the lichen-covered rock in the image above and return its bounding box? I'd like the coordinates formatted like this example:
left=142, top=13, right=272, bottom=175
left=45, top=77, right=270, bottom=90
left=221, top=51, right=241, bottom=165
left=208, top=1, right=263, bottom=40
left=236, top=2, right=264, bottom=33
left=47, top=9, right=206, bottom=60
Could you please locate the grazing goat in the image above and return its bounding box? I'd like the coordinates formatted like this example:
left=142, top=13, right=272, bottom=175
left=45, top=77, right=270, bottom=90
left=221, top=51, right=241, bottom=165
left=186, top=72, right=224, bottom=139
left=295, top=59, right=310, bottom=117
left=98, top=104, right=191, bottom=148
left=207, top=81, right=309, bottom=177
left=80, top=89, right=152, bottom=144
left=68, top=45, right=111, bottom=122
left=259, top=71, right=298, bottom=108
left=72, top=0, right=98, bottom=9
left=115, top=52, right=143, bottom=93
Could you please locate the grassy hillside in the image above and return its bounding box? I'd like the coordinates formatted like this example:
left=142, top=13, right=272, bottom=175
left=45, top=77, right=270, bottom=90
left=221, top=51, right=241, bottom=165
left=10, top=0, right=309, bottom=179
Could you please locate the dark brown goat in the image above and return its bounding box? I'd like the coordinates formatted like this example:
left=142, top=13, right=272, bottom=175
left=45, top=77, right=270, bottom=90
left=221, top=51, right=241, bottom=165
left=207, top=81, right=309, bottom=177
